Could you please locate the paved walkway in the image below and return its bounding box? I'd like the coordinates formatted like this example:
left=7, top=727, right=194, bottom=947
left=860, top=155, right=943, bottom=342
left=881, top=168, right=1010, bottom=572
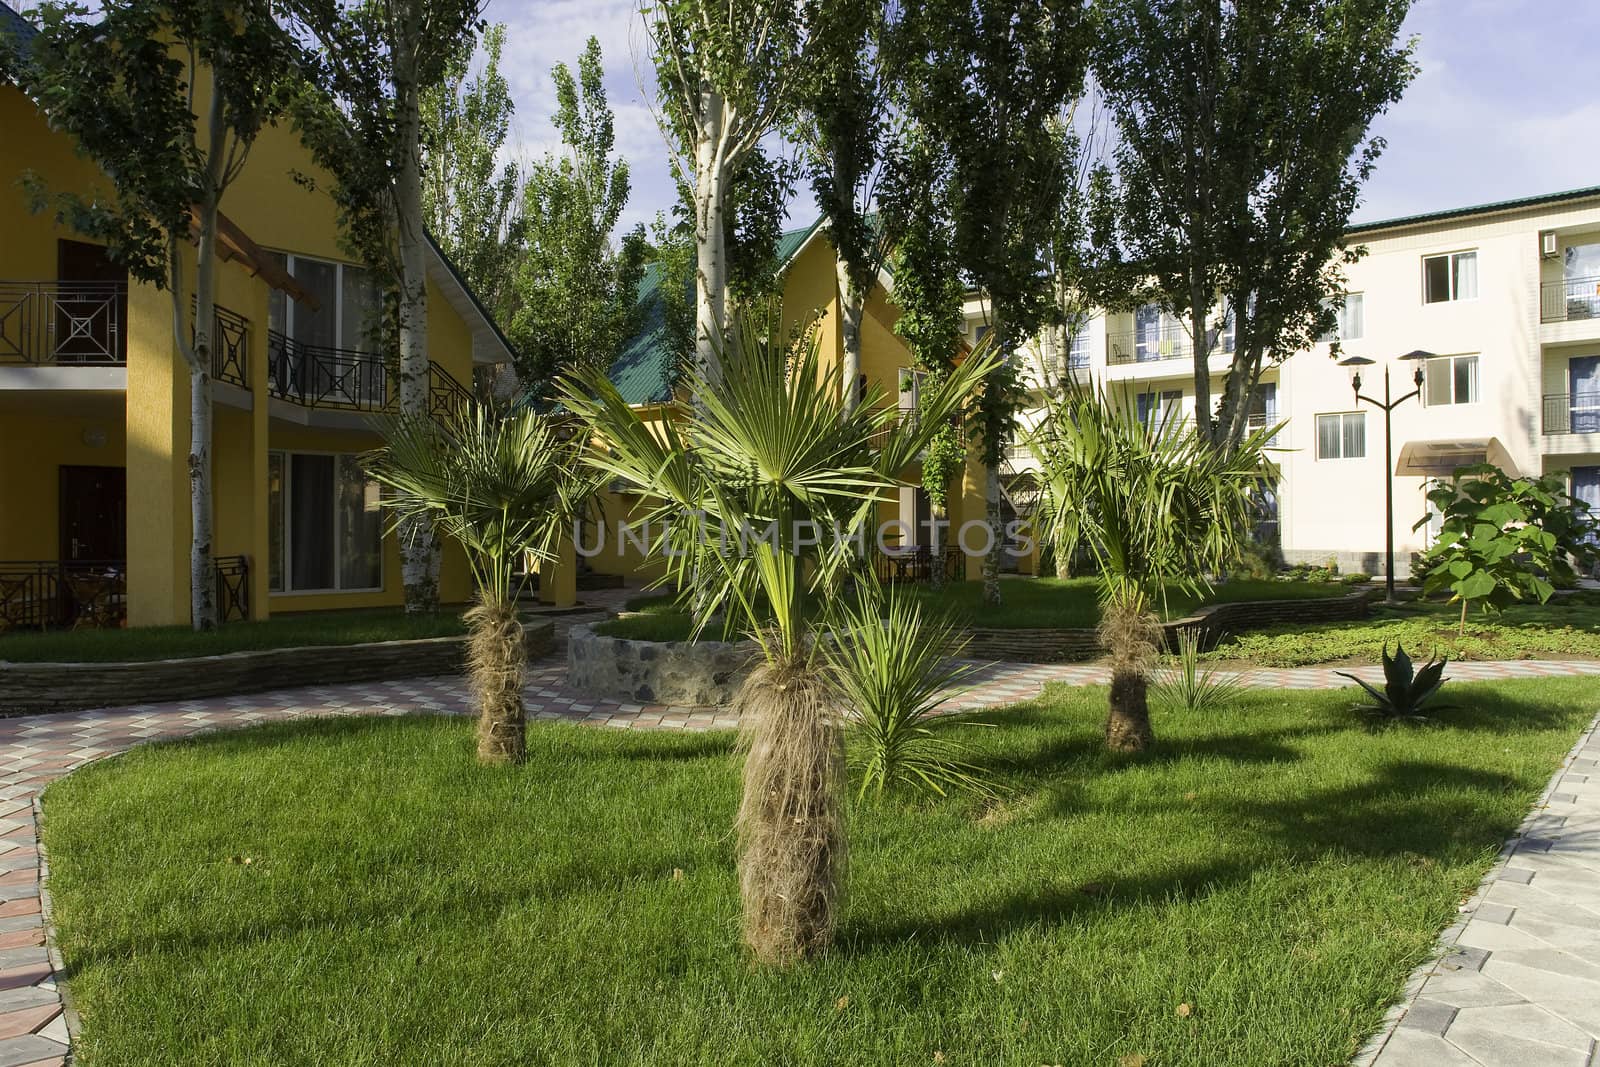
left=0, top=655, right=1596, bottom=1065
left=1358, top=714, right=1600, bottom=1067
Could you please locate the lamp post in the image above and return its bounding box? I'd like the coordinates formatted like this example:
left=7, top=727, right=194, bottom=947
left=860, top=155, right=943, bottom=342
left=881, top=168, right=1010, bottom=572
left=1338, top=350, right=1433, bottom=604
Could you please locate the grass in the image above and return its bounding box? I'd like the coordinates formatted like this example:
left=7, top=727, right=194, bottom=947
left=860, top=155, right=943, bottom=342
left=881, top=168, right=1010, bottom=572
left=41, top=677, right=1596, bottom=1066
left=1206, top=596, right=1600, bottom=667
left=597, top=578, right=1352, bottom=641
left=0, top=608, right=469, bottom=663
left=909, top=576, right=1349, bottom=629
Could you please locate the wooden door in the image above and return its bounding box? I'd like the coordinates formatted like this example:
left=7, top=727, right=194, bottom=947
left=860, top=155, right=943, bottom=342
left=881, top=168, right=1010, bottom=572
left=58, top=466, right=127, bottom=562
left=55, top=239, right=127, bottom=363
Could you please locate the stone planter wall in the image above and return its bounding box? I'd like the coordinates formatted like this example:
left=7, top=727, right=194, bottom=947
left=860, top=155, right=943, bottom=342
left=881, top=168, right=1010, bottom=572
left=0, top=621, right=555, bottom=716
left=566, top=623, right=756, bottom=706
left=961, top=587, right=1377, bottom=663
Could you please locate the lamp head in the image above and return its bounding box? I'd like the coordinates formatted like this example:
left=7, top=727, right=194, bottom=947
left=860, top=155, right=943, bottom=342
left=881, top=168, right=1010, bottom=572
left=1338, top=355, right=1375, bottom=396
left=1397, top=349, right=1435, bottom=388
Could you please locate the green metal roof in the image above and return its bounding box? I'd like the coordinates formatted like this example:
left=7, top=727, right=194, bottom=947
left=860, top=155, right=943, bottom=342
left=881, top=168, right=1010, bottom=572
left=1348, top=185, right=1600, bottom=235
left=610, top=218, right=827, bottom=406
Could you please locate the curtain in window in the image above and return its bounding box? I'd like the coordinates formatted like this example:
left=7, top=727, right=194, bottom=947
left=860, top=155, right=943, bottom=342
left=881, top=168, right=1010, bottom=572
left=1344, top=294, right=1364, bottom=339
left=1317, top=415, right=1340, bottom=458
left=289, top=454, right=335, bottom=590
left=1135, top=305, right=1161, bottom=361
left=1342, top=413, right=1365, bottom=458
left=337, top=455, right=383, bottom=590
left=1453, top=253, right=1478, bottom=301
left=1572, top=357, right=1600, bottom=434
left=1426, top=359, right=1452, bottom=406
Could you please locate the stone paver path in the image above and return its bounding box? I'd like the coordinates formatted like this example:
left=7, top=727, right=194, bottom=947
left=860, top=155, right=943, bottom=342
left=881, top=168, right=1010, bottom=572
left=0, top=654, right=1596, bottom=1064
left=1358, top=713, right=1600, bottom=1067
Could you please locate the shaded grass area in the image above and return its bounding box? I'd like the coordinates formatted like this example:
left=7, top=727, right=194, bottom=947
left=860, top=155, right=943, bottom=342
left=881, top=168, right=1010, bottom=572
left=0, top=608, right=470, bottom=663
left=1206, top=596, right=1600, bottom=667
left=599, top=578, right=1351, bottom=640
left=41, top=678, right=1595, bottom=1066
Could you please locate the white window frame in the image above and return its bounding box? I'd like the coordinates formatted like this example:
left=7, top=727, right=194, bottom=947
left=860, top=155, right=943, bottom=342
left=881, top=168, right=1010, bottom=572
left=1422, top=250, right=1478, bottom=304
left=1423, top=354, right=1480, bottom=407
left=1321, top=293, right=1364, bottom=342
left=1315, top=411, right=1366, bottom=461
left=267, top=251, right=380, bottom=353
left=268, top=448, right=385, bottom=595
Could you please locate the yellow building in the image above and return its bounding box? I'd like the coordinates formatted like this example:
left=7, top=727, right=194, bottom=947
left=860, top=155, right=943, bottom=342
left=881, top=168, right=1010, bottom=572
left=588, top=218, right=1003, bottom=585
left=0, top=9, right=515, bottom=629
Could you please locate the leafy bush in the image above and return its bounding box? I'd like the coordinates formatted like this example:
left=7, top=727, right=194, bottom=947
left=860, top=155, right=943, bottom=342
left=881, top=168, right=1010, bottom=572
left=1341, top=573, right=1373, bottom=585
left=1414, top=464, right=1599, bottom=634
left=826, top=589, right=993, bottom=801
left=1154, top=627, right=1244, bottom=712
left=1336, top=644, right=1452, bottom=724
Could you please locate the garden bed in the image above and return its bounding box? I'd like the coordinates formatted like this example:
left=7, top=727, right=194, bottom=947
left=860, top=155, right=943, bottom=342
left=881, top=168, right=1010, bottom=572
left=0, top=621, right=555, bottom=716
left=37, top=677, right=1597, bottom=1065
left=567, top=622, right=754, bottom=705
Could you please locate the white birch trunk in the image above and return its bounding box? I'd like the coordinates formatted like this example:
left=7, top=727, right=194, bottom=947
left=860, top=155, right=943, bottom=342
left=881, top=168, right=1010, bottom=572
left=396, top=67, right=440, bottom=614
left=837, top=257, right=863, bottom=414
left=692, top=93, right=731, bottom=385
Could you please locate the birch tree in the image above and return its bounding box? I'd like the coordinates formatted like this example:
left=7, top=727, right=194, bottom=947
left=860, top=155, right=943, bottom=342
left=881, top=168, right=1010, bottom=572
left=1093, top=0, right=1416, bottom=452
left=888, top=0, right=1091, bottom=606
left=645, top=0, right=806, bottom=382
left=16, top=0, right=295, bottom=630
left=289, top=0, right=485, bottom=613
left=796, top=0, right=890, bottom=412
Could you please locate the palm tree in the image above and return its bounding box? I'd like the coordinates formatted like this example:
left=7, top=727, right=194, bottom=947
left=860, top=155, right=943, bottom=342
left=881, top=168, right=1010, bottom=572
left=1027, top=383, right=1275, bottom=752
left=366, top=407, right=591, bottom=765
left=560, top=323, right=995, bottom=965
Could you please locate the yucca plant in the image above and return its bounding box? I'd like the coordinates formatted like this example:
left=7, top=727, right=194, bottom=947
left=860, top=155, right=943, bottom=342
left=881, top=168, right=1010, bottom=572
left=1027, top=383, right=1276, bottom=752
left=1153, top=626, right=1244, bottom=713
left=1337, top=644, right=1453, bottom=724
left=560, top=320, right=995, bottom=965
left=366, top=406, right=591, bottom=765
left=826, top=587, right=991, bottom=802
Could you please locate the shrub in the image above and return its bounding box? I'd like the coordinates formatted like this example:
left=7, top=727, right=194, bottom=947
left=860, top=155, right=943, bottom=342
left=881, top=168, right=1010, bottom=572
left=1154, top=627, right=1243, bottom=712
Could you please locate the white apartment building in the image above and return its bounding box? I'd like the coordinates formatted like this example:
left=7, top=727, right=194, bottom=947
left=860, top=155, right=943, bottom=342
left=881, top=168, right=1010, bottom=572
left=970, top=185, right=1600, bottom=576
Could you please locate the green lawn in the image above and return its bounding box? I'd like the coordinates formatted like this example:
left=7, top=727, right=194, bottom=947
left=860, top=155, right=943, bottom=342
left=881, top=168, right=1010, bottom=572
left=0, top=608, right=469, bottom=663
left=1205, top=595, right=1600, bottom=667
left=42, top=678, right=1594, bottom=1066
left=598, top=577, right=1352, bottom=640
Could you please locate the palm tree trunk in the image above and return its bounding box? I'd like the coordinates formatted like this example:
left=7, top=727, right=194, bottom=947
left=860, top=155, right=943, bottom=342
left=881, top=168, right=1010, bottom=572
left=1099, top=590, right=1159, bottom=753
left=466, top=593, right=526, bottom=764
left=735, top=657, right=846, bottom=966
left=1105, top=667, right=1154, bottom=752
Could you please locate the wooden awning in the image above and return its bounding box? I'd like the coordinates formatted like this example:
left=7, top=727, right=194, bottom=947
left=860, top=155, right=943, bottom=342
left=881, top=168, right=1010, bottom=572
left=188, top=206, right=322, bottom=311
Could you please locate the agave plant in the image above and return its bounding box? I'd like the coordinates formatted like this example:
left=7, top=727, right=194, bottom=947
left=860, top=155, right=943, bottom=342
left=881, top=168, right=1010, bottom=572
left=366, top=406, right=591, bottom=765
left=1337, top=644, right=1453, bottom=723
left=559, top=319, right=996, bottom=965
left=825, top=587, right=992, bottom=802
left=1027, top=383, right=1277, bottom=752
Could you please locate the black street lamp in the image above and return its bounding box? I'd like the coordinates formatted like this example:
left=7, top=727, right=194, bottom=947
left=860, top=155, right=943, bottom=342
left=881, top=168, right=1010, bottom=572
left=1338, top=349, right=1433, bottom=604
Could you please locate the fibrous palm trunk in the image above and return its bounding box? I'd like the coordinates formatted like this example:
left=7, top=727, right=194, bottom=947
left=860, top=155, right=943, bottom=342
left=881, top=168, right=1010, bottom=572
left=735, top=658, right=846, bottom=966
left=466, top=593, right=527, bottom=764
left=1099, top=592, right=1159, bottom=753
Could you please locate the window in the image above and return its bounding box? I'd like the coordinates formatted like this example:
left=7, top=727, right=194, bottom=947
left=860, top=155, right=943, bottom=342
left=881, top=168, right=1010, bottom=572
left=1320, top=293, right=1364, bottom=341
left=1316, top=412, right=1366, bottom=460
left=266, top=253, right=382, bottom=352
left=1068, top=328, right=1089, bottom=369
left=1134, top=305, right=1181, bottom=361
left=1136, top=389, right=1183, bottom=432
left=1423, top=251, right=1477, bottom=303
left=268, top=451, right=383, bottom=593
left=1425, top=354, right=1479, bottom=406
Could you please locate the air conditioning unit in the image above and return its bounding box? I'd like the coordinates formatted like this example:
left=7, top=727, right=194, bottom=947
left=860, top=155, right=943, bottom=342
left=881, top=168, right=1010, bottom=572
left=1541, top=231, right=1559, bottom=259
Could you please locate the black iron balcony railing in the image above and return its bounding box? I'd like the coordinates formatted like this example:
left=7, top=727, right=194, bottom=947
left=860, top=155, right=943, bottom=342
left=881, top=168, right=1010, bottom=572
left=1541, top=276, right=1600, bottom=324
left=0, top=281, right=127, bottom=365
left=1543, top=392, right=1600, bottom=435
left=872, top=545, right=964, bottom=584
left=0, top=555, right=250, bottom=631
left=266, top=329, right=472, bottom=418
left=1108, top=327, right=1191, bottom=365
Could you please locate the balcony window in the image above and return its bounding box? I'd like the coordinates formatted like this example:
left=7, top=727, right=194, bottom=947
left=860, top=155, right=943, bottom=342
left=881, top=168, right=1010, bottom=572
left=1425, top=354, right=1479, bottom=406
left=1315, top=411, right=1365, bottom=460
left=265, top=252, right=383, bottom=352
left=1068, top=328, right=1089, bottom=369
left=268, top=451, right=383, bottom=594
left=1423, top=251, right=1477, bottom=304
left=1319, top=293, right=1364, bottom=341
left=1136, top=389, right=1182, bottom=432
left=1134, top=305, right=1182, bottom=361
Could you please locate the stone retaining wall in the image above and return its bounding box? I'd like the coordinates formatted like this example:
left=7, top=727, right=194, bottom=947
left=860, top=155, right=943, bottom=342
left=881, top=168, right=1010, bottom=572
left=962, top=588, right=1377, bottom=663
left=0, top=621, right=555, bottom=716
left=567, top=623, right=756, bottom=706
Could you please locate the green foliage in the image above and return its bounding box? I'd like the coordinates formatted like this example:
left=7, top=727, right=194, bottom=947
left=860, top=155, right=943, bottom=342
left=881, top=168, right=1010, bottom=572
left=511, top=37, right=647, bottom=403
left=420, top=22, right=523, bottom=320
left=826, top=588, right=992, bottom=801
left=1154, top=627, right=1244, bottom=713
left=1337, top=644, right=1452, bottom=724
left=1414, top=464, right=1600, bottom=630
left=365, top=407, right=593, bottom=605
left=1091, top=0, right=1417, bottom=450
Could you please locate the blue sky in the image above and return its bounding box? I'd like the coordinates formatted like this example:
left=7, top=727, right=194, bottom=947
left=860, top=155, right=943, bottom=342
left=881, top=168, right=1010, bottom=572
left=493, top=0, right=1600, bottom=233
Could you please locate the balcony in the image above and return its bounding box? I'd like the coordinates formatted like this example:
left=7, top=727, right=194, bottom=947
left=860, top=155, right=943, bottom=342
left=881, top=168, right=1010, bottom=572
left=0, top=281, right=126, bottom=365
left=1107, top=328, right=1191, bottom=366
left=0, top=555, right=248, bottom=630
left=1541, top=276, right=1600, bottom=324
left=267, top=329, right=472, bottom=419
left=1542, top=393, right=1600, bottom=436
